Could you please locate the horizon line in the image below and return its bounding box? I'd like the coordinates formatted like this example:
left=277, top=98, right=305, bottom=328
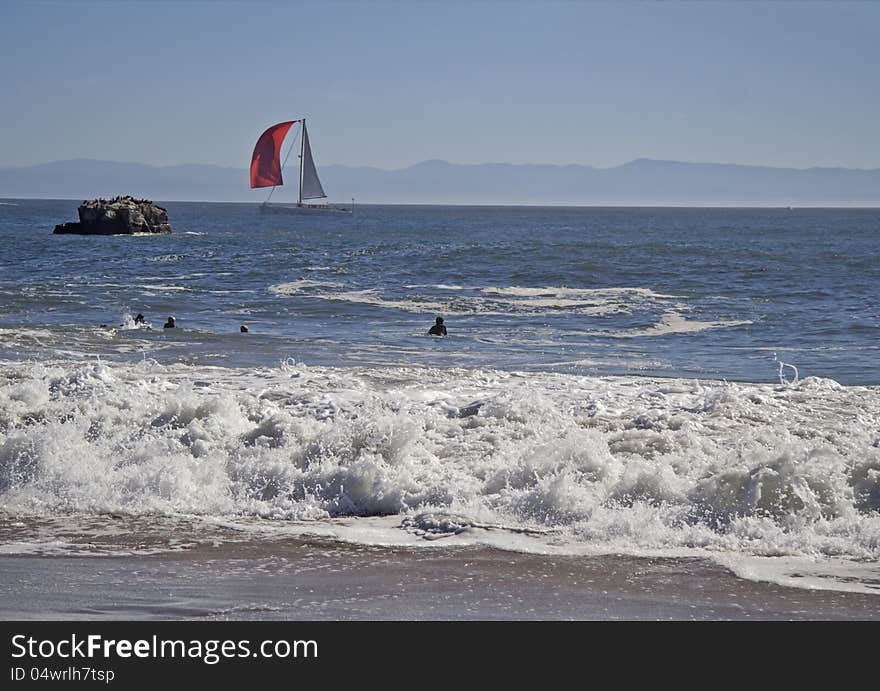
left=3, top=196, right=879, bottom=210
left=3, top=157, right=880, bottom=173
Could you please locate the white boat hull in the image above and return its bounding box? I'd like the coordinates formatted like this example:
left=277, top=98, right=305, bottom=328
left=260, top=202, right=352, bottom=215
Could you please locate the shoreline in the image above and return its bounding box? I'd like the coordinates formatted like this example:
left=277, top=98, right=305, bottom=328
left=1, top=540, right=878, bottom=621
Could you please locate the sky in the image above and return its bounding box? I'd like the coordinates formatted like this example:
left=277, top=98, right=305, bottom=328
left=1, top=0, right=878, bottom=171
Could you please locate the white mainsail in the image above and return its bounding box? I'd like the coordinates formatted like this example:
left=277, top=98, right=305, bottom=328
left=300, top=122, right=327, bottom=201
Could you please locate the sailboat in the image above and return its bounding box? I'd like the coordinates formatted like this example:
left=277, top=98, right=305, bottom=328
left=250, top=119, right=352, bottom=214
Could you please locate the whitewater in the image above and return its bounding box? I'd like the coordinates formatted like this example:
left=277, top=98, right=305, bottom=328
left=2, top=356, right=879, bottom=595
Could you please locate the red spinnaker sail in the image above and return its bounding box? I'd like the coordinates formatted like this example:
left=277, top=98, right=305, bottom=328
left=249, top=121, right=297, bottom=188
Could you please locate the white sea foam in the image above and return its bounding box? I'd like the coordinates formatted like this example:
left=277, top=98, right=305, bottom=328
left=116, top=310, right=147, bottom=331
left=481, top=286, right=681, bottom=299
left=150, top=254, right=188, bottom=262
left=326, top=289, right=450, bottom=313
left=268, top=280, right=345, bottom=296
left=270, top=281, right=688, bottom=318
left=474, top=286, right=684, bottom=316
left=0, top=328, right=55, bottom=342
left=136, top=284, right=190, bottom=292
left=1, top=359, right=878, bottom=593
left=403, top=284, right=473, bottom=291
left=595, top=311, right=753, bottom=338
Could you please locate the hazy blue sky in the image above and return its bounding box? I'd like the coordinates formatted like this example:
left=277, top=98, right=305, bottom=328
left=1, top=0, right=877, bottom=170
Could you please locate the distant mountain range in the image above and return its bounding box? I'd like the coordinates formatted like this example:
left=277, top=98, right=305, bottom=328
left=1, top=158, right=878, bottom=205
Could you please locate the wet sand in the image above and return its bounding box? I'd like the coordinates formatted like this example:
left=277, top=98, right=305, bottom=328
left=1, top=539, right=878, bottom=620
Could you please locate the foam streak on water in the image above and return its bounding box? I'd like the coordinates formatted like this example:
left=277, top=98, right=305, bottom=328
left=1, top=358, right=878, bottom=593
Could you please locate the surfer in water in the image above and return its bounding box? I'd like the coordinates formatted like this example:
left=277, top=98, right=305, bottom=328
left=100, top=312, right=147, bottom=329
left=428, top=317, right=447, bottom=336
left=163, top=316, right=176, bottom=329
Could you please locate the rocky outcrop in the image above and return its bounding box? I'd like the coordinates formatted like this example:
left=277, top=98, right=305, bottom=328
left=53, top=196, right=172, bottom=235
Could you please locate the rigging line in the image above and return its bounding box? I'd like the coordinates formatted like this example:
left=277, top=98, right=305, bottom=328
left=281, top=123, right=301, bottom=171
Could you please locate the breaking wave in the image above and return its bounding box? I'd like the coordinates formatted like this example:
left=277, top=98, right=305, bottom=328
left=1, top=358, right=878, bottom=590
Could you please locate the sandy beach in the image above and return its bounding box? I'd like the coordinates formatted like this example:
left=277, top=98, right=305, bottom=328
left=2, top=539, right=877, bottom=621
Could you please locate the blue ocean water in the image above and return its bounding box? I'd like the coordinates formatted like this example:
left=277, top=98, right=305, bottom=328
left=3, top=199, right=880, bottom=596
left=1, top=200, right=878, bottom=384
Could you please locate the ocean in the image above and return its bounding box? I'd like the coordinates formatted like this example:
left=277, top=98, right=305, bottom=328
left=1, top=199, right=879, bottom=618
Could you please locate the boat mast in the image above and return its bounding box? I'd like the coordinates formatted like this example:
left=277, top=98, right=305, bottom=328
left=298, top=119, right=306, bottom=207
